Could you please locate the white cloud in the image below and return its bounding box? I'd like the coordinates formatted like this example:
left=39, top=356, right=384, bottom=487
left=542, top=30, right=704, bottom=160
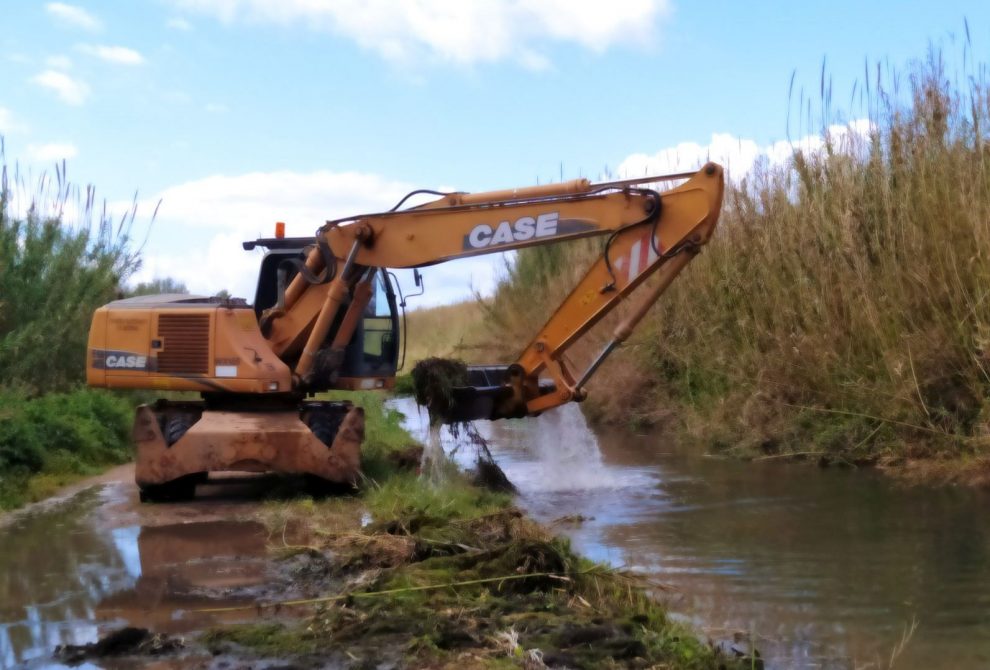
left=45, top=2, right=102, bottom=31
left=46, top=55, right=73, bottom=69
left=31, top=70, right=90, bottom=105
left=27, top=142, right=79, bottom=163
left=127, top=169, right=504, bottom=305
left=166, top=17, right=193, bottom=31
left=145, top=169, right=415, bottom=232
left=78, top=44, right=146, bottom=65
left=168, top=0, right=670, bottom=68
left=204, top=102, right=228, bottom=113
left=617, top=119, right=874, bottom=180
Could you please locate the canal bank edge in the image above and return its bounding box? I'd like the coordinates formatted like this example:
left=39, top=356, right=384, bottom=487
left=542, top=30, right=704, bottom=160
left=195, top=391, right=760, bottom=669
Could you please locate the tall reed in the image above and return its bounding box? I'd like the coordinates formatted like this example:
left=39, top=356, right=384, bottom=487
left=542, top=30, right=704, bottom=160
left=0, top=148, right=146, bottom=393
left=485, top=49, right=990, bottom=459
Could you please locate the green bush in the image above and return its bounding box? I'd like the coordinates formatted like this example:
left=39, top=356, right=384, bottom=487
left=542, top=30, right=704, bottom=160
left=0, top=388, right=133, bottom=509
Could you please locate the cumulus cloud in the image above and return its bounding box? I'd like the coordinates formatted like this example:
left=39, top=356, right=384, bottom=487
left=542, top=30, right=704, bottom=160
left=78, top=44, right=146, bottom=65
left=168, top=0, right=670, bottom=68
left=45, top=2, right=102, bottom=31
left=27, top=142, right=79, bottom=163
left=618, top=119, right=874, bottom=180
left=31, top=70, right=90, bottom=105
left=128, top=169, right=504, bottom=305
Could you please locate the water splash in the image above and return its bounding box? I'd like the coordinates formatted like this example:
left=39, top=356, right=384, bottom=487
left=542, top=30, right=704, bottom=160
left=506, top=404, right=640, bottom=493
left=420, top=422, right=450, bottom=486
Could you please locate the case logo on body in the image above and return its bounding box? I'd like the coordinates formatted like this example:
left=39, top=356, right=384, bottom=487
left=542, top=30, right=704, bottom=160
left=465, top=212, right=560, bottom=250
left=461, top=213, right=598, bottom=251
left=91, top=349, right=149, bottom=370
left=107, top=354, right=147, bottom=369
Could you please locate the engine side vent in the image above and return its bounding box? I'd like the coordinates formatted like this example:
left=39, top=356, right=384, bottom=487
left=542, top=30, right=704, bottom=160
left=157, top=313, right=210, bottom=374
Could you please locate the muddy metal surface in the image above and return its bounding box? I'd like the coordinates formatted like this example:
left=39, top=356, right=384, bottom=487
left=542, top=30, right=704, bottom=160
left=0, top=468, right=302, bottom=669
left=393, top=398, right=990, bottom=670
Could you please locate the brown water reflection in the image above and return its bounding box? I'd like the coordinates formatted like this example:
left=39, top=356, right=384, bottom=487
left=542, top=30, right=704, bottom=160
left=393, top=397, right=990, bottom=670
left=0, top=484, right=270, bottom=669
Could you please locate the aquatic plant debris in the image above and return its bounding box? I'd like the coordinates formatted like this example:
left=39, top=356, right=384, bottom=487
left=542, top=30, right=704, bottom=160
left=464, top=421, right=518, bottom=493
left=411, top=357, right=469, bottom=425
left=412, top=357, right=517, bottom=492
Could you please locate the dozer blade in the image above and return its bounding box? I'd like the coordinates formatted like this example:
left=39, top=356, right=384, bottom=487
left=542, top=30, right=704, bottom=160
left=133, top=405, right=364, bottom=487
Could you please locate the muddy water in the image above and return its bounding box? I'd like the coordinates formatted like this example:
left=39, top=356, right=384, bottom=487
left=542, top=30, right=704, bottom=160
left=0, top=477, right=275, bottom=669
left=392, top=398, right=990, bottom=670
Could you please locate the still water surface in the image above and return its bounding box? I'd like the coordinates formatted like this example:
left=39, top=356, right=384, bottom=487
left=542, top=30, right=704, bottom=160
left=393, top=397, right=990, bottom=670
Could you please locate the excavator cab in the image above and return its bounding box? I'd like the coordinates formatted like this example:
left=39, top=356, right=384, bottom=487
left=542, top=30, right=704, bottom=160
left=251, top=239, right=400, bottom=384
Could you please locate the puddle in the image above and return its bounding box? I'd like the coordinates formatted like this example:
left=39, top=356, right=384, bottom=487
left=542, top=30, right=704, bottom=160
left=0, top=484, right=272, bottom=669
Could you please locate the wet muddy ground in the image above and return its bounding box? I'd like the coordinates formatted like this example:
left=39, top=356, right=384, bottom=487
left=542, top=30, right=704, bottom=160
left=1, top=462, right=742, bottom=670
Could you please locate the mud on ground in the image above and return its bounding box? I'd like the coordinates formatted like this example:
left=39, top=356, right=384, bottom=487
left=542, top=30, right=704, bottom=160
left=6, top=462, right=756, bottom=669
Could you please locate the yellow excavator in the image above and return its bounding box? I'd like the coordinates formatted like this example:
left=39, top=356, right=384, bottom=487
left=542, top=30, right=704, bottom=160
left=86, top=163, right=724, bottom=500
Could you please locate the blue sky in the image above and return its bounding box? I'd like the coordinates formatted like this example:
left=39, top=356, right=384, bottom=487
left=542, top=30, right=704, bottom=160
left=2, top=1, right=987, bottom=305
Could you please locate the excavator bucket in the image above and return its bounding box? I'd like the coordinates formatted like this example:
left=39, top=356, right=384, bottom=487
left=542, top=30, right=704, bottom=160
left=132, top=402, right=364, bottom=500
left=417, top=364, right=557, bottom=423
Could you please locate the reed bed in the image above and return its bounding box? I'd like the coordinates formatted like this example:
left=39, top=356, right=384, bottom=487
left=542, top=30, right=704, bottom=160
left=480, top=49, right=990, bottom=463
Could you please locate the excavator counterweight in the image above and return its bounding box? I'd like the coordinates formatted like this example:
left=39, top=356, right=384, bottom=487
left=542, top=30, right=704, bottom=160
left=86, top=163, right=724, bottom=499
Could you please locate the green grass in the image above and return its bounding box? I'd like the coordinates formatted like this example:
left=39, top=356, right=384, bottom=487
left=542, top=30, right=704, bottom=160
left=0, top=388, right=134, bottom=509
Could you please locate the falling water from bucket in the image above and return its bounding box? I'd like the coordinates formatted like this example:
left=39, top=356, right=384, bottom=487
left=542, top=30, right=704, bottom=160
left=511, top=403, right=632, bottom=492
left=420, top=422, right=450, bottom=485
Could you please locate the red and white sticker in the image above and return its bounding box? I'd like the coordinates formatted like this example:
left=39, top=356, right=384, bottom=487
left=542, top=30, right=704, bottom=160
left=614, top=231, right=663, bottom=283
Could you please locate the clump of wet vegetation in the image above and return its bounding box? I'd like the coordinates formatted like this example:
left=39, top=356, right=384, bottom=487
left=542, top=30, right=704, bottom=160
left=216, top=495, right=752, bottom=669
left=55, top=627, right=183, bottom=665
left=410, top=357, right=518, bottom=492
left=411, top=356, right=469, bottom=424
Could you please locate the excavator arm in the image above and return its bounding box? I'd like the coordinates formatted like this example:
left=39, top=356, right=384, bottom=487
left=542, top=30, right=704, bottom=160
left=263, top=162, right=724, bottom=421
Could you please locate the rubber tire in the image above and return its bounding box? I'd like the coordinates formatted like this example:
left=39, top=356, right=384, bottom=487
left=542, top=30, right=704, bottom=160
left=164, top=414, right=195, bottom=446
left=138, top=474, right=199, bottom=503
left=308, top=413, right=343, bottom=448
